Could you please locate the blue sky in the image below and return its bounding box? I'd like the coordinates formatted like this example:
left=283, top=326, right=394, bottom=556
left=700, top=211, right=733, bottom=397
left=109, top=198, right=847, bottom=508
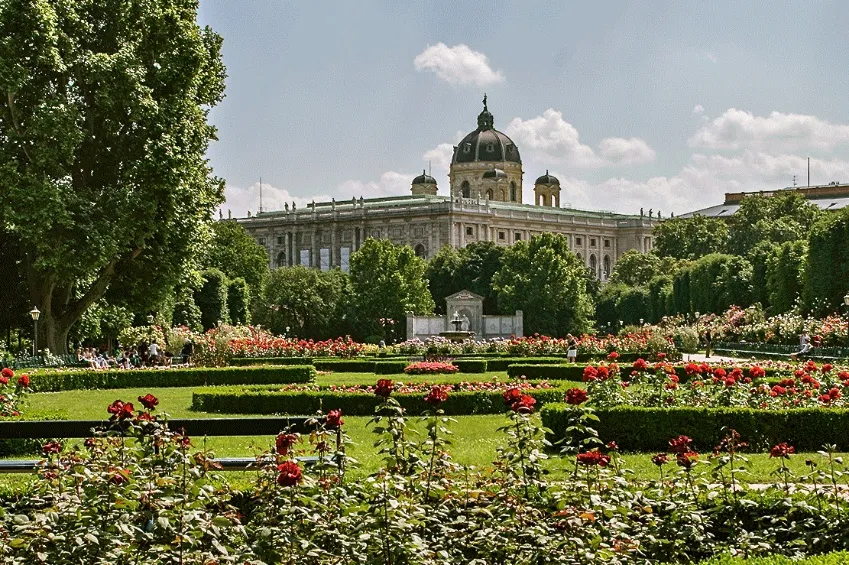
left=198, top=0, right=849, bottom=216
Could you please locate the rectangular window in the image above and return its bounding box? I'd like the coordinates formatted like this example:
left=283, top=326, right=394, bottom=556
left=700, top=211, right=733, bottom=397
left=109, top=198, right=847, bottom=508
left=604, top=239, right=610, bottom=248
left=299, top=249, right=311, bottom=266
left=370, top=229, right=381, bottom=239
left=258, top=237, right=266, bottom=246
left=465, top=226, right=474, bottom=236
left=575, top=237, right=582, bottom=246
left=340, top=247, right=350, bottom=273
left=498, top=231, right=506, bottom=241
left=276, top=235, right=283, bottom=245
left=319, top=248, right=330, bottom=271
left=590, top=238, right=597, bottom=247
left=514, top=232, right=522, bottom=241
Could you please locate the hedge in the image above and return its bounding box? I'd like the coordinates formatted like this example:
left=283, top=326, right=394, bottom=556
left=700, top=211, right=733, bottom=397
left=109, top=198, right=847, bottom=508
left=26, top=366, right=316, bottom=392
left=192, top=386, right=568, bottom=416
left=702, top=553, right=849, bottom=565
left=0, top=410, right=67, bottom=456
left=541, top=403, right=849, bottom=452
left=312, top=359, right=377, bottom=373
left=451, top=359, right=488, bottom=373
left=508, top=363, right=787, bottom=382
left=485, top=357, right=565, bottom=372
left=230, top=357, right=314, bottom=366
left=374, top=361, right=409, bottom=374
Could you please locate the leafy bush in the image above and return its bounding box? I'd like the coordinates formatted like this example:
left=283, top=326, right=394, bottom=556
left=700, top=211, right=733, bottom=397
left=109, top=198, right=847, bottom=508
left=192, top=385, right=565, bottom=416
left=313, top=359, right=377, bottom=373
left=0, top=410, right=67, bottom=456
left=450, top=358, right=487, bottom=373
left=541, top=403, right=849, bottom=452
left=195, top=268, right=230, bottom=330
left=229, top=356, right=314, bottom=366
left=27, top=365, right=315, bottom=392
left=374, top=361, right=409, bottom=374
left=485, top=357, right=565, bottom=371
left=404, top=362, right=459, bottom=375
left=703, top=553, right=849, bottom=565
left=507, top=364, right=581, bottom=380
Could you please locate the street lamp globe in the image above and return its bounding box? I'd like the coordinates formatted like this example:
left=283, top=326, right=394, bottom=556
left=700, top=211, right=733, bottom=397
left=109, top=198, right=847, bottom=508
left=29, top=306, right=40, bottom=321
left=843, top=293, right=849, bottom=307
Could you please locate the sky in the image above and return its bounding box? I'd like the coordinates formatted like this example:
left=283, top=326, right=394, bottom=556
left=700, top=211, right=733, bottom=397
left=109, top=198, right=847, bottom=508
left=197, top=0, right=849, bottom=217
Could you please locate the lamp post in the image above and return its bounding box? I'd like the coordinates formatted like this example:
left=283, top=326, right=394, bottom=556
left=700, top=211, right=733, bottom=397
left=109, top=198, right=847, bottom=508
left=843, top=293, right=849, bottom=346
left=29, top=306, right=41, bottom=357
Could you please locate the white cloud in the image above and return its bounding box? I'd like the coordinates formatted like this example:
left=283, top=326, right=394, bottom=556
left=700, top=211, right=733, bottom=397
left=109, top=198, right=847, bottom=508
left=598, top=137, right=656, bottom=165
left=693, top=104, right=705, bottom=115
left=706, top=52, right=718, bottom=64
left=220, top=182, right=330, bottom=218
left=413, top=43, right=505, bottom=86
left=506, top=109, right=656, bottom=167
left=689, top=108, right=849, bottom=152
left=422, top=142, right=455, bottom=185
left=336, top=171, right=415, bottom=199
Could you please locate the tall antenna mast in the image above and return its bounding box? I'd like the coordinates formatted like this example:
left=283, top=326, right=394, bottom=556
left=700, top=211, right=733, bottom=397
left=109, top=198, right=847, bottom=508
left=428, top=161, right=432, bottom=177
left=792, top=175, right=797, bottom=187
left=807, top=158, right=810, bottom=187
left=259, top=177, right=264, bottom=214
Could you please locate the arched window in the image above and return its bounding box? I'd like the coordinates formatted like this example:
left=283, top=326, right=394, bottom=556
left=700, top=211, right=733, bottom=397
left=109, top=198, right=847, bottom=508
left=510, top=182, right=517, bottom=202
left=499, top=189, right=505, bottom=200
left=590, top=254, right=597, bottom=276
left=461, top=181, right=471, bottom=198
left=603, top=255, right=611, bottom=280
left=275, top=251, right=286, bottom=268
left=414, top=244, right=427, bottom=258
left=486, top=189, right=493, bottom=200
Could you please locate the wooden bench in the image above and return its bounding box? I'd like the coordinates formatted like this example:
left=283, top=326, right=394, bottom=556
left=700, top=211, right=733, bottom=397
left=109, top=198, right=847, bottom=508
left=0, top=417, right=341, bottom=473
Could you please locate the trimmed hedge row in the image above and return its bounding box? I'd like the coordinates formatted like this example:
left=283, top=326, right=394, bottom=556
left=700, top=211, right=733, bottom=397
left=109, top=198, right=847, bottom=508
left=192, top=386, right=568, bottom=416
left=374, top=361, right=409, bottom=374
left=312, top=359, right=379, bottom=373
left=702, top=553, right=849, bottom=565
left=485, top=357, right=565, bottom=372
left=26, top=366, right=316, bottom=393
left=451, top=359, right=488, bottom=373
left=230, top=357, right=313, bottom=366
left=541, top=403, right=849, bottom=452
left=0, top=410, right=67, bottom=456
left=507, top=363, right=786, bottom=381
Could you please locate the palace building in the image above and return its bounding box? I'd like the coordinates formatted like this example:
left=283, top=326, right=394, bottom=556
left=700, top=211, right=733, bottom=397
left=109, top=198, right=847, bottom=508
left=237, top=97, right=659, bottom=281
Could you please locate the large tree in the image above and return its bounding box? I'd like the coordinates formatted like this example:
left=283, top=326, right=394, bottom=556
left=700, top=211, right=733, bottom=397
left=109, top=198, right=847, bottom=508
left=653, top=216, right=729, bottom=260
left=203, top=220, right=269, bottom=293
left=492, top=233, right=593, bottom=336
left=350, top=238, right=434, bottom=341
left=727, top=192, right=822, bottom=257
left=426, top=241, right=504, bottom=315
left=802, top=208, right=849, bottom=316
left=0, top=0, right=226, bottom=352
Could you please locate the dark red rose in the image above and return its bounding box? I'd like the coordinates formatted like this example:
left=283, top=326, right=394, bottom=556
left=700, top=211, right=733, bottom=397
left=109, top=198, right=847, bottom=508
left=84, top=437, right=98, bottom=450
left=676, top=451, right=699, bottom=469
left=326, top=409, right=344, bottom=428
left=118, top=402, right=135, bottom=420
left=503, top=387, right=522, bottom=406
left=0, top=368, right=12, bottom=381
left=277, top=461, right=303, bottom=487
left=109, top=467, right=131, bottom=485
left=17, top=374, right=30, bottom=388
left=137, top=394, right=159, bottom=411
left=276, top=432, right=300, bottom=456
left=137, top=412, right=155, bottom=422
left=606, top=441, right=619, bottom=451
left=107, top=400, right=125, bottom=417
left=822, top=363, right=834, bottom=374
left=651, top=453, right=669, bottom=466
left=668, top=435, right=693, bottom=454
left=42, top=441, right=62, bottom=455
left=565, top=388, right=588, bottom=405
left=582, top=365, right=598, bottom=382
left=576, top=450, right=611, bottom=467
left=632, top=359, right=648, bottom=371
left=374, top=379, right=394, bottom=398
left=511, top=394, right=536, bottom=414
left=769, top=443, right=795, bottom=459
left=606, top=351, right=619, bottom=360
left=423, top=386, right=448, bottom=407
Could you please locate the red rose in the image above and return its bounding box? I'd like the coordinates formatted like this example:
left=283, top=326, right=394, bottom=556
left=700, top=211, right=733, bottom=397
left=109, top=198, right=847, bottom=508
left=651, top=453, right=669, bottom=466
left=107, top=400, right=125, bottom=417
left=326, top=409, right=344, bottom=428
left=676, top=451, right=699, bottom=469
left=137, top=394, right=159, bottom=411
left=713, top=368, right=727, bottom=379
left=423, top=386, right=448, bottom=407
left=0, top=376, right=7, bottom=385
left=137, top=412, right=155, bottom=422
left=0, top=368, right=12, bottom=380
left=118, top=402, right=135, bottom=420
left=632, top=359, right=648, bottom=371
left=822, top=364, right=834, bottom=374
left=275, top=432, right=300, bottom=456
left=668, top=435, right=693, bottom=454
left=511, top=394, right=536, bottom=414
left=565, top=388, right=588, bottom=405
left=748, top=366, right=765, bottom=379
left=42, top=441, right=62, bottom=455
left=576, top=450, right=611, bottom=467
left=582, top=365, right=598, bottom=382
left=17, top=374, right=30, bottom=388
left=503, top=387, right=522, bottom=406
left=769, top=443, right=795, bottom=459
left=596, top=366, right=610, bottom=380
left=607, top=351, right=619, bottom=360
left=374, top=379, right=394, bottom=398
left=685, top=363, right=701, bottom=376
left=606, top=441, right=619, bottom=451
left=277, top=461, right=303, bottom=487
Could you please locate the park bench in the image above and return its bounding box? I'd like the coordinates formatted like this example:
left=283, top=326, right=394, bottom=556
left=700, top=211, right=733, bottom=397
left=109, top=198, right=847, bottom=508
left=715, top=342, right=849, bottom=362
left=0, top=417, right=341, bottom=473
left=11, top=354, right=89, bottom=371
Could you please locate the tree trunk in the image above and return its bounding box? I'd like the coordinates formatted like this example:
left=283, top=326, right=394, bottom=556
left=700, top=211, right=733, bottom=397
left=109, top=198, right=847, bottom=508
left=39, top=314, right=72, bottom=355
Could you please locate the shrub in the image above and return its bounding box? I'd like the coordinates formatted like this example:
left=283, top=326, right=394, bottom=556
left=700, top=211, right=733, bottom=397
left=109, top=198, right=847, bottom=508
left=26, top=366, right=315, bottom=392
left=230, top=357, right=314, bottom=366
left=485, top=357, right=565, bottom=371
left=541, top=403, right=849, bottom=452
left=192, top=386, right=566, bottom=416
left=374, top=361, right=409, bottom=374
left=312, top=359, right=377, bottom=373
left=195, top=268, right=230, bottom=330
left=404, top=362, right=459, bottom=375
left=507, top=364, right=582, bottom=380
left=451, top=358, right=487, bottom=373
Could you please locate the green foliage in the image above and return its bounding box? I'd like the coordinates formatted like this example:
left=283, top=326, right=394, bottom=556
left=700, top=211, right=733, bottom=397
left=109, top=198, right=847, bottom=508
left=203, top=220, right=269, bottom=292
left=451, top=358, right=488, bottom=373
left=195, top=268, right=229, bottom=330
left=506, top=364, right=584, bottom=380
left=608, top=250, right=662, bottom=287
left=0, top=0, right=226, bottom=352
left=0, top=410, right=67, bottom=456
left=702, top=553, right=849, bottom=565
left=312, top=359, right=379, bottom=373
left=26, top=365, right=315, bottom=392
left=653, top=216, right=729, bottom=260
left=766, top=240, right=807, bottom=315
left=617, top=286, right=651, bottom=325
left=493, top=233, right=593, bottom=336
left=680, top=253, right=753, bottom=315
left=485, top=357, right=566, bottom=371
left=192, top=385, right=565, bottom=416
left=648, top=275, right=674, bottom=320
left=373, top=360, right=409, bottom=374
left=594, top=284, right=623, bottom=328
left=426, top=242, right=505, bottom=315
left=350, top=239, right=434, bottom=340
left=426, top=245, right=462, bottom=315
left=727, top=192, right=823, bottom=257
left=226, top=277, right=251, bottom=325
left=803, top=207, right=849, bottom=316
left=254, top=266, right=350, bottom=339
left=171, top=289, right=202, bottom=332
left=541, top=404, right=849, bottom=452
left=229, top=356, right=314, bottom=366
left=748, top=241, right=780, bottom=309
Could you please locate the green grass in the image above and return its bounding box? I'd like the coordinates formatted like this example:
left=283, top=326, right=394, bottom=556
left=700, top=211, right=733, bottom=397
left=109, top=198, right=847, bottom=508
left=313, top=371, right=514, bottom=386
left=9, top=385, right=849, bottom=486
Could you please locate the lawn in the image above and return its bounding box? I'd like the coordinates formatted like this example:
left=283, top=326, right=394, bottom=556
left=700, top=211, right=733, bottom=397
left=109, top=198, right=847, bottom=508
left=313, top=371, right=514, bottom=386
left=11, top=385, right=847, bottom=487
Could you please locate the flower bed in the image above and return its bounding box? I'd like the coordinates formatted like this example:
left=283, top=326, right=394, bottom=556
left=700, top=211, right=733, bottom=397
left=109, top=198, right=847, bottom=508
left=191, top=381, right=565, bottom=416
left=404, top=361, right=459, bottom=375
left=25, top=365, right=316, bottom=392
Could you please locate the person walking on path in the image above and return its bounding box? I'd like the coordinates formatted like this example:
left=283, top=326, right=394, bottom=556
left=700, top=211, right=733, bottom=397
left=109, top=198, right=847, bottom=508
left=704, top=329, right=712, bottom=359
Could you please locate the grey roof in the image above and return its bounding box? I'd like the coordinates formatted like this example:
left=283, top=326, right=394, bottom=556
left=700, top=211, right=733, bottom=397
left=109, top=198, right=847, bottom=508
left=535, top=170, right=560, bottom=185
left=682, top=196, right=849, bottom=218
left=412, top=170, right=437, bottom=185
left=482, top=168, right=508, bottom=179
left=452, top=98, right=521, bottom=164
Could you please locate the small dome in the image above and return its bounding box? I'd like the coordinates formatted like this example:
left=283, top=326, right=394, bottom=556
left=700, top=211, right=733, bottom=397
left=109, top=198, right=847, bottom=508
left=535, top=170, right=560, bottom=185
left=412, top=170, right=437, bottom=185
left=482, top=168, right=508, bottom=180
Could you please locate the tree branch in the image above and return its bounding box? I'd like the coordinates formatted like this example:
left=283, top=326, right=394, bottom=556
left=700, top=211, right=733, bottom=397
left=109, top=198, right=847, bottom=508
left=5, top=92, right=31, bottom=162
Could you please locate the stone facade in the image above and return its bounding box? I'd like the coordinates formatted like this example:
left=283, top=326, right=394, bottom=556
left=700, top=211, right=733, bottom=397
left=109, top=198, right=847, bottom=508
left=236, top=98, right=659, bottom=281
